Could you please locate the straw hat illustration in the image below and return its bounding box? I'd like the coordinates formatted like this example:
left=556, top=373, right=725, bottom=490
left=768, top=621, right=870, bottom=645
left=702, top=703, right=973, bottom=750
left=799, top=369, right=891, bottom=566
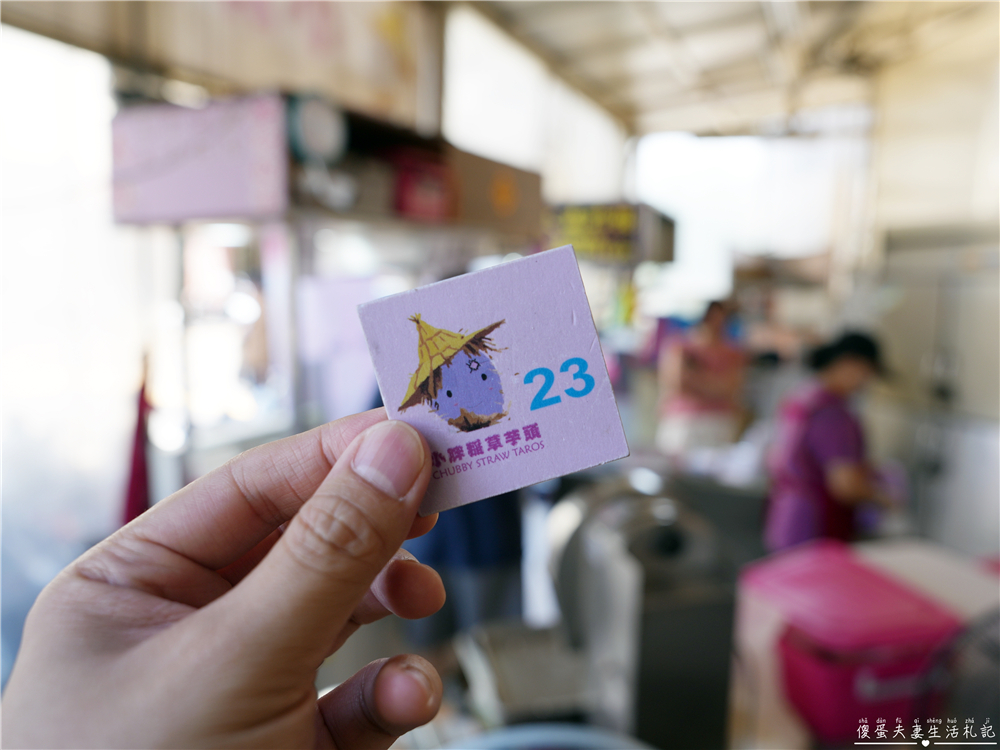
left=400, top=314, right=507, bottom=432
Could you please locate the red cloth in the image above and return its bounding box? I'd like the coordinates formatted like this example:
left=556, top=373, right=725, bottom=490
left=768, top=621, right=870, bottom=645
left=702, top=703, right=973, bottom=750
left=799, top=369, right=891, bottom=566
left=122, top=381, right=151, bottom=526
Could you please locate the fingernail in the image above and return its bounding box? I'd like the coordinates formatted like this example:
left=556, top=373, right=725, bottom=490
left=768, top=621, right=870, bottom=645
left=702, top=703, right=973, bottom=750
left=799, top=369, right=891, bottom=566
left=352, top=421, right=424, bottom=499
left=400, top=663, right=436, bottom=708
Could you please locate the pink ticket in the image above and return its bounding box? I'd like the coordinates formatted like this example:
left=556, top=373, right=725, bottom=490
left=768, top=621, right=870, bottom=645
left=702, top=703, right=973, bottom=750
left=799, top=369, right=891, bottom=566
left=358, top=245, right=629, bottom=515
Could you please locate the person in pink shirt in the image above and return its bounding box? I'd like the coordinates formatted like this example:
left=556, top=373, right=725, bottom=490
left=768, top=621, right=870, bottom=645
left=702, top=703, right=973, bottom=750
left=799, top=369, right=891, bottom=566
left=764, top=332, right=896, bottom=552
left=656, top=301, right=747, bottom=456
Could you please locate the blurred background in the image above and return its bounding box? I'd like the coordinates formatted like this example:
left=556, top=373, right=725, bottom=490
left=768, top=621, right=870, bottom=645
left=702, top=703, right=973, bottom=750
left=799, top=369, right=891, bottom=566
left=1, top=2, right=997, bottom=748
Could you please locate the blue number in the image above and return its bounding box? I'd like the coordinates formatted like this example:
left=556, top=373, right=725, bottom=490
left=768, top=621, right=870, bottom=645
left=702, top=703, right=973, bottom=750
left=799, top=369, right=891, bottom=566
left=560, top=357, right=595, bottom=398
left=525, top=367, right=561, bottom=410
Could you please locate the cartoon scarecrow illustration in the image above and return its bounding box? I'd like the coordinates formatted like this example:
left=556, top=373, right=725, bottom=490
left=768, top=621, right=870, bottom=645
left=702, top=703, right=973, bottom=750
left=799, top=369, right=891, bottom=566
left=399, top=314, right=507, bottom=432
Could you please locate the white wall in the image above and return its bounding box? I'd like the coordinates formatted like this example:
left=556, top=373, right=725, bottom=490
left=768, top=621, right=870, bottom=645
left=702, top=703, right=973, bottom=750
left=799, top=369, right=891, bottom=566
left=873, top=3, right=999, bottom=231
left=1, top=26, right=156, bottom=683
left=867, top=2, right=999, bottom=421
left=442, top=5, right=628, bottom=204
left=864, top=3, right=999, bottom=556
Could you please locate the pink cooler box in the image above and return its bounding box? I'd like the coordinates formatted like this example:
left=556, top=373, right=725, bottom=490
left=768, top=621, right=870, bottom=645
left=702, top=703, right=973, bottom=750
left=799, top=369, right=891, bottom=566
left=742, top=541, right=963, bottom=744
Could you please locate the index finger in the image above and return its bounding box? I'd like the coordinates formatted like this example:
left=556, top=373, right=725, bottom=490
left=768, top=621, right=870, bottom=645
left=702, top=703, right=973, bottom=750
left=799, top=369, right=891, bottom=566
left=127, top=409, right=390, bottom=570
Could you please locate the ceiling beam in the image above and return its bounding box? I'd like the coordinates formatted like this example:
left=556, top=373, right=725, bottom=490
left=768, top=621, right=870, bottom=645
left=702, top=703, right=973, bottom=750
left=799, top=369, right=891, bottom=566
left=633, top=72, right=871, bottom=136
left=626, top=1, right=702, bottom=88
left=593, top=51, right=769, bottom=100
left=562, top=7, right=765, bottom=66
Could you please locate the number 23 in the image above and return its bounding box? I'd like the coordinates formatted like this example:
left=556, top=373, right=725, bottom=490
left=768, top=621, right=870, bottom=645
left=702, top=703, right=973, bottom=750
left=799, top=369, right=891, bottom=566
left=524, top=357, right=596, bottom=411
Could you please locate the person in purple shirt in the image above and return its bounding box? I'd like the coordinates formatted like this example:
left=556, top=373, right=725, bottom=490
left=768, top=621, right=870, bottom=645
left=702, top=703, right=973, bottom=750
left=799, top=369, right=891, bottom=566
left=764, top=332, right=896, bottom=552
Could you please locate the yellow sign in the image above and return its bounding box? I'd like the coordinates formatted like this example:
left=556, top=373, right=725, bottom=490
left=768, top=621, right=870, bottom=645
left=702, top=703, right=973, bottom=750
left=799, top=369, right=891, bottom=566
left=551, top=204, right=637, bottom=261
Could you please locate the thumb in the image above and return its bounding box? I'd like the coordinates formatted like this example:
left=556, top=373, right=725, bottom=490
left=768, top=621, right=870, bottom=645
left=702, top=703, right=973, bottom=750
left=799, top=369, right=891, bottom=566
left=206, top=420, right=431, bottom=672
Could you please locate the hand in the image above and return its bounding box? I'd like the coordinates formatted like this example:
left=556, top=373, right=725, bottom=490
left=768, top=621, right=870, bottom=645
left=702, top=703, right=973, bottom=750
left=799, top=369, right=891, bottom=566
left=3, top=410, right=446, bottom=749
